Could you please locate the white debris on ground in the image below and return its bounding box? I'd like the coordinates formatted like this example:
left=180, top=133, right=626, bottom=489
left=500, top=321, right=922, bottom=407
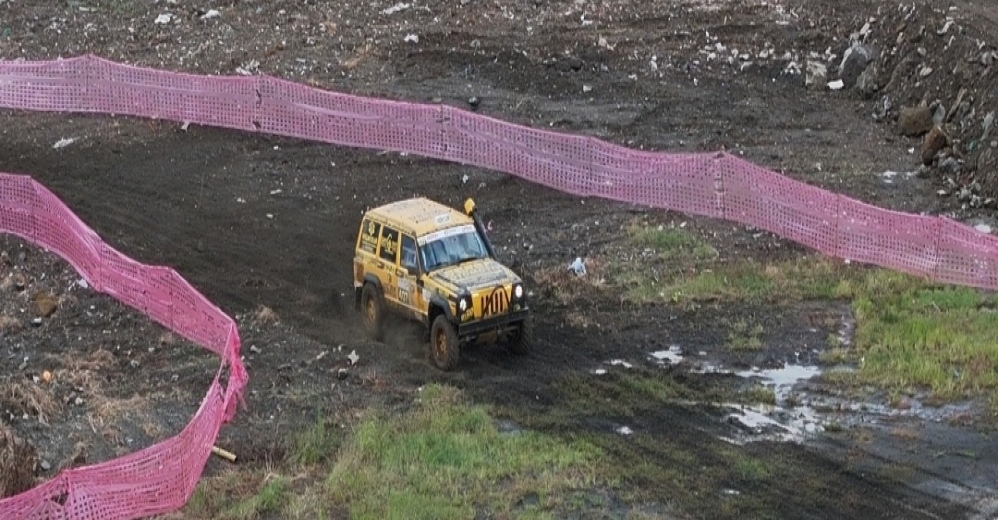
left=52, top=138, right=77, bottom=149
left=880, top=170, right=917, bottom=184
left=720, top=405, right=808, bottom=445
left=616, top=426, right=633, bottom=435
left=650, top=345, right=684, bottom=366
left=382, top=2, right=410, bottom=15
left=568, top=257, right=586, bottom=276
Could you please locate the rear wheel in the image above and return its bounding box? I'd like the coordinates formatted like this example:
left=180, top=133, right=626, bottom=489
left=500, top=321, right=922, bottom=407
left=361, top=283, right=385, bottom=341
left=509, top=314, right=534, bottom=355
left=430, top=314, right=460, bottom=371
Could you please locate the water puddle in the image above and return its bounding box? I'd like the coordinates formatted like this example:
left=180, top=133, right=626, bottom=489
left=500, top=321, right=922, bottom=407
left=736, top=364, right=822, bottom=400
left=649, top=345, right=684, bottom=365
left=722, top=363, right=827, bottom=444
left=719, top=404, right=812, bottom=444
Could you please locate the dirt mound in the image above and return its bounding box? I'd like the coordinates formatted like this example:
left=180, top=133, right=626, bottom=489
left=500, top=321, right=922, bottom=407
left=0, top=425, right=37, bottom=499
left=814, top=0, right=998, bottom=203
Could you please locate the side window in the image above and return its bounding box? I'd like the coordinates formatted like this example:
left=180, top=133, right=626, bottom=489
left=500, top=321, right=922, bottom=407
left=379, top=225, right=400, bottom=263
left=401, top=235, right=418, bottom=272
left=358, top=219, right=380, bottom=254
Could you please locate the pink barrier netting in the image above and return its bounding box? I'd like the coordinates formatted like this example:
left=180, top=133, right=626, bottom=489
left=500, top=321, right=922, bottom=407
left=0, top=170, right=248, bottom=519
left=2, top=53, right=998, bottom=518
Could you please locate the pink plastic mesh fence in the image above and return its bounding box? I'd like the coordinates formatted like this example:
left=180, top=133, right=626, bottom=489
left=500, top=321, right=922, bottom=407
left=0, top=170, right=247, bottom=520
left=3, top=54, right=998, bottom=518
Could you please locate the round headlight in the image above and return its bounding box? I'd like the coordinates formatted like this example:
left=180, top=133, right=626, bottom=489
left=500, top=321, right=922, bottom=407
left=514, top=285, right=524, bottom=298
left=459, top=298, right=468, bottom=311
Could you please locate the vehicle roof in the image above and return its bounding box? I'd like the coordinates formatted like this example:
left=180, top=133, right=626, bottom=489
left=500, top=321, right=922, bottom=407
left=365, top=197, right=474, bottom=236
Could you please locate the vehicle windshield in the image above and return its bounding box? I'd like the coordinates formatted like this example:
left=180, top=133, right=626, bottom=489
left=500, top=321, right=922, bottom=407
left=419, top=225, right=489, bottom=271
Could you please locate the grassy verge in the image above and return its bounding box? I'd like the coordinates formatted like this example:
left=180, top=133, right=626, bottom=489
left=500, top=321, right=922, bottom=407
left=610, top=225, right=998, bottom=404
left=608, top=223, right=858, bottom=305
left=182, top=471, right=292, bottom=520
left=178, top=385, right=601, bottom=520
left=841, top=274, right=998, bottom=402
left=325, top=385, right=600, bottom=519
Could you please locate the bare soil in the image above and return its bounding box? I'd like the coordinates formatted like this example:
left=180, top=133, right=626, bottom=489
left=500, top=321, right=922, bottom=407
left=2, top=0, right=997, bottom=518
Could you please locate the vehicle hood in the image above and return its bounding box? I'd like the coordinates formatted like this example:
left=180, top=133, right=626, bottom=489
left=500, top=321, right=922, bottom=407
left=428, top=258, right=519, bottom=291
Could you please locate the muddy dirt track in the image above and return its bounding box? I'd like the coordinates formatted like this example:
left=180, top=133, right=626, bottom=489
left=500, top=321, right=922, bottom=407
left=2, top=0, right=998, bottom=518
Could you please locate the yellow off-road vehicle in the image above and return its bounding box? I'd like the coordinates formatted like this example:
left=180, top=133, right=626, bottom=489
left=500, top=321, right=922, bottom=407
left=353, top=197, right=533, bottom=370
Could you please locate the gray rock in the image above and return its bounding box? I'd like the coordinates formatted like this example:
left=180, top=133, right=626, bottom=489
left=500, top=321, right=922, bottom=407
left=898, top=105, right=934, bottom=136
left=873, top=95, right=892, bottom=121
left=40, top=460, right=51, bottom=471
left=855, top=62, right=879, bottom=98
left=984, top=111, right=995, bottom=140
left=940, top=156, right=962, bottom=174
left=932, top=104, right=946, bottom=126
left=838, top=43, right=873, bottom=89
left=805, top=60, right=827, bottom=90
left=979, top=148, right=995, bottom=173
left=955, top=101, right=972, bottom=124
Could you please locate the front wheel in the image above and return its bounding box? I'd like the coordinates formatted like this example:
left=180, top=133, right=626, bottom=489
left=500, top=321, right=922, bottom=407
left=430, top=315, right=460, bottom=371
left=509, top=315, right=534, bottom=355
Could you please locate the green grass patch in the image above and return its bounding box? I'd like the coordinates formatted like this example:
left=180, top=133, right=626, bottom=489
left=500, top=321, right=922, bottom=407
left=616, top=227, right=863, bottom=305
left=616, top=223, right=720, bottom=302
left=740, top=385, right=777, bottom=406
left=287, top=416, right=343, bottom=468
left=184, top=472, right=291, bottom=520
left=662, top=256, right=860, bottom=305
left=624, top=249, right=998, bottom=405
left=847, top=272, right=998, bottom=401
left=727, top=319, right=765, bottom=351
left=323, top=384, right=601, bottom=520
left=627, top=223, right=719, bottom=262
left=181, top=385, right=602, bottom=519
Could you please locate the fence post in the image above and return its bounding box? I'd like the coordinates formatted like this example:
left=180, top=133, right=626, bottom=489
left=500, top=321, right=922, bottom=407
left=930, top=217, right=942, bottom=284
left=831, top=194, right=839, bottom=261
left=714, top=152, right=726, bottom=218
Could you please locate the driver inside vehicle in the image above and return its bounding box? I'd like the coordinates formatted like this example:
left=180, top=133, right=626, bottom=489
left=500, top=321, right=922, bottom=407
left=402, top=238, right=418, bottom=271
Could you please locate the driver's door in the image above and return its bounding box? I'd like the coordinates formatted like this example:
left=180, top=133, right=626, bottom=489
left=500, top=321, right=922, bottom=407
left=396, top=233, right=427, bottom=320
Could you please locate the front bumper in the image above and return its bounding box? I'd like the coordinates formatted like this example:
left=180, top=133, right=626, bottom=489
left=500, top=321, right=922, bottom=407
left=457, top=308, right=530, bottom=337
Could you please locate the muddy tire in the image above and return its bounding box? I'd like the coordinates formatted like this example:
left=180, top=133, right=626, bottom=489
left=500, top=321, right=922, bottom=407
left=509, top=314, right=534, bottom=355
left=361, top=283, right=385, bottom=341
left=430, top=314, right=460, bottom=371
